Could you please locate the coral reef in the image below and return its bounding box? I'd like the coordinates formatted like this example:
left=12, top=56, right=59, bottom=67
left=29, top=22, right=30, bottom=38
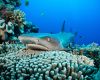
left=0, top=0, right=39, bottom=42
left=0, top=9, right=39, bottom=41
left=80, top=42, right=100, bottom=52
left=0, top=45, right=97, bottom=80
left=0, top=19, right=15, bottom=41
left=0, top=42, right=25, bottom=57
left=75, top=42, right=100, bottom=68
left=0, top=0, right=99, bottom=79
left=0, top=0, right=21, bottom=10
left=93, top=67, right=100, bottom=80
left=69, top=43, right=100, bottom=70
left=14, top=9, right=25, bottom=23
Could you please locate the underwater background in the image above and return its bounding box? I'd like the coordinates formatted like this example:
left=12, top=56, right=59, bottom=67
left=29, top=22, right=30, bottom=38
left=20, top=0, right=100, bottom=45
left=0, top=0, right=100, bottom=80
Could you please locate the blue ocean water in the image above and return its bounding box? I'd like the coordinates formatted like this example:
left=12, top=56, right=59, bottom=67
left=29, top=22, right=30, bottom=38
left=20, top=0, right=100, bottom=45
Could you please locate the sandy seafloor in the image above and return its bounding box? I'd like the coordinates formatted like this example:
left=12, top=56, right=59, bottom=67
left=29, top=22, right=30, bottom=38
left=0, top=43, right=100, bottom=80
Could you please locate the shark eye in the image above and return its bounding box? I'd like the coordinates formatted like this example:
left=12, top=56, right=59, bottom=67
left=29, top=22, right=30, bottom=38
left=47, top=38, right=51, bottom=42
left=37, top=39, right=40, bottom=43
left=35, top=39, right=40, bottom=44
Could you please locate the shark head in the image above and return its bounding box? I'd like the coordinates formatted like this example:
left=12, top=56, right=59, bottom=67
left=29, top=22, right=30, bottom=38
left=18, top=33, right=63, bottom=50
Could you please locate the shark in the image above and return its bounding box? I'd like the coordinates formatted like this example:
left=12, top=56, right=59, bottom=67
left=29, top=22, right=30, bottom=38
left=18, top=20, right=75, bottom=50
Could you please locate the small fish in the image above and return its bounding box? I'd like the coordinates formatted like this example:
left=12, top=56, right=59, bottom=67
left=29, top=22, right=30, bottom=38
left=25, top=0, right=29, bottom=6
left=40, top=12, right=45, bottom=16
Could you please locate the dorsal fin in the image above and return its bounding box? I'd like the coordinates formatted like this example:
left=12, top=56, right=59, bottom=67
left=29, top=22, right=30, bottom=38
left=61, top=20, right=65, bottom=32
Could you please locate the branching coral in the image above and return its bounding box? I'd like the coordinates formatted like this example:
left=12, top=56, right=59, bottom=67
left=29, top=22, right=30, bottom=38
left=0, top=42, right=25, bottom=57
left=14, top=9, right=25, bottom=24
left=2, top=11, right=15, bottom=22
left=0, top=48, right=97, bottom=80
left=1, top=9, right=25, bottom=24
left=14, top=9, right=26, bottom=34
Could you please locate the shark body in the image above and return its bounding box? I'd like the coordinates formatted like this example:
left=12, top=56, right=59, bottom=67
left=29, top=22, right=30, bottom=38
left=18, top=32, right=74, bottom=50
left=18, top=20, right=75, bottom=50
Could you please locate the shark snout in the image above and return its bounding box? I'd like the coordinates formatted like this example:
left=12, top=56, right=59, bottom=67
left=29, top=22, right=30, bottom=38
left=18, top=36, right=39, bottom=44
left=18, top=36, right=49, bottom=50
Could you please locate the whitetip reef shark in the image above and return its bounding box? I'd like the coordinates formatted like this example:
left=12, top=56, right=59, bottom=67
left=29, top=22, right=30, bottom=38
left=18, top=20, right=75, bottom=50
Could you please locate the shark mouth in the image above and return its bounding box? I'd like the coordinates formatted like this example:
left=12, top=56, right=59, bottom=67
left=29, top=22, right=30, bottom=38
left=26, top=44, right=49, bottom=50
left=18, top=36, right=52, bottom=50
